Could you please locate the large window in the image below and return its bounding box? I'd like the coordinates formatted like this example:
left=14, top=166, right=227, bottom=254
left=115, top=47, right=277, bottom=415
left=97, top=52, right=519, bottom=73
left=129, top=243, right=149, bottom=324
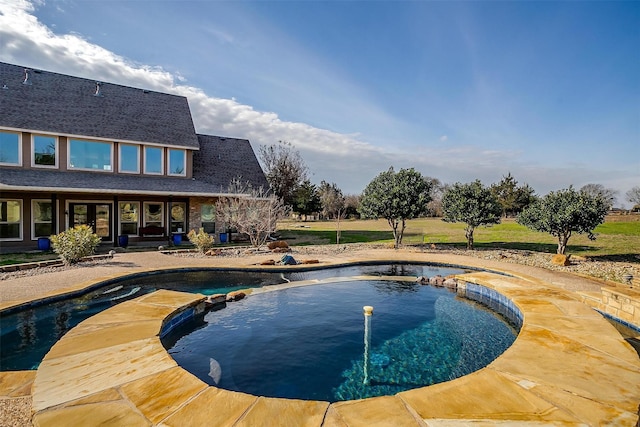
left=119, top=144, right=140, bottom=173
left=119, top=202, right=139, bottom=235
left=168, top=149, right=186, bottom=176
left=32, top=135, right=57, bottom=167
left=170, top=203, right=186, bottom=233
left=32, top=200, right=55, bottom=238
left=69, top=139, right=112, bottom=171
left=0, top=200, right=22, bottom=240
left=144, top=146, right=163, bottom=175
left=0, top=131, right=21, bottom=166
left=143, top=202, right=164, bottom=229
left=201, top=203, right=216, bottom=234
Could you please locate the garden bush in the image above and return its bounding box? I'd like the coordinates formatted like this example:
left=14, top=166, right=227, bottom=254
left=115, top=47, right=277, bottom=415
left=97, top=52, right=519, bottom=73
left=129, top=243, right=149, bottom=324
left=187, top=228, right=215, bottom=253
left=50, top=225, right=102, bottom=264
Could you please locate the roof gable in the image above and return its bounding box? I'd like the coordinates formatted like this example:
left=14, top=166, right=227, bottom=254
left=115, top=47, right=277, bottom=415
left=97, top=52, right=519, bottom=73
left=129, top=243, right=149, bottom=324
left=0, top=62, right=199, bottom=149
left=193, top=135, right=269, bottom=191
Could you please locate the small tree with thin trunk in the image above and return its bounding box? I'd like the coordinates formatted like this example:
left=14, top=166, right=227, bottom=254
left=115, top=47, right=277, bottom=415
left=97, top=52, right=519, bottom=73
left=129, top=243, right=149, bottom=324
left=359, top=167, right=432, bottom=249
left=318, top=181, right=346, bottom=244
left=517, top=186, right=609, bottom=254
left=442, top=180, right=502, bottom=249
left=216, top=180, right=290, bottom=248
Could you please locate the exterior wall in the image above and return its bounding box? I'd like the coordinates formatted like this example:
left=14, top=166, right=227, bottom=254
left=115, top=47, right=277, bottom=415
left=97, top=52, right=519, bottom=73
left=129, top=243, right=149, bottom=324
left=1, top=128, right=195, bottom=179
left=601, top=288, right=640, bottom=327
left=188, top=197, right=223, bottom=236
left=0, top=190, right=190, bottom=251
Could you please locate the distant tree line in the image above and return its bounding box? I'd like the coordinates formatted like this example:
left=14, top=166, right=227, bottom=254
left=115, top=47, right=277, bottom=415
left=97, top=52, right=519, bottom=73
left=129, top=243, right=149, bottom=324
left=256, top=141, right=623, bottom=253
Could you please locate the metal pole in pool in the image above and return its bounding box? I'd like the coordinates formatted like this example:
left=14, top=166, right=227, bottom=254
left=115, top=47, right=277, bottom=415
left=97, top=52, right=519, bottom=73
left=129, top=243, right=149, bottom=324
left=363, top=305, right=373, bottom=385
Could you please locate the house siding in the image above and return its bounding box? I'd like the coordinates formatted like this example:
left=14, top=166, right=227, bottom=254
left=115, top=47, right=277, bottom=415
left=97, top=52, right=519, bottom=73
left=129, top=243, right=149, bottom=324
left=0, top=62, right=267, bottom=251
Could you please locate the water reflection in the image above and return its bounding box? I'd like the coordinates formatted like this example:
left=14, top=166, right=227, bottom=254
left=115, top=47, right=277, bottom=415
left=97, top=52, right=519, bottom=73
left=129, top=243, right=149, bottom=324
left=17, top=310, right=36, bottom=349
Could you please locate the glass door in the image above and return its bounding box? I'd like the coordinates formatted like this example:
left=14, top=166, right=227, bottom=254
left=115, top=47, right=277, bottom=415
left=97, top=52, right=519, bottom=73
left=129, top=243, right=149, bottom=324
left=69, top=203, right=112, bottom=241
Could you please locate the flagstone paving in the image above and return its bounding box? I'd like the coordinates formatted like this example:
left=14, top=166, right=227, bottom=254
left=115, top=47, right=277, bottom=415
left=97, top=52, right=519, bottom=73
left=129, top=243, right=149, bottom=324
left=1, top=248, right=639, bottom=425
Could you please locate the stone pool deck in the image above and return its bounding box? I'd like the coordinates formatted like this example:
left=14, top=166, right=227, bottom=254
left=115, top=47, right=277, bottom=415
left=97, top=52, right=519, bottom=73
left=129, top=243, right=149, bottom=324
left=1, top=248, right=640, bottom=425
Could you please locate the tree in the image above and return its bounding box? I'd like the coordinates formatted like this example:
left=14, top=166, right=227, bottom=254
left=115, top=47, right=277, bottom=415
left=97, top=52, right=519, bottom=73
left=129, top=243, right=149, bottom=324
left=425, top=177, right=447, bottom=217
left=216, top=180, right=290, bottom=248
left=293, top=180, right=321, bottom=220
left=344, top=194, right=361, bottom=219
left=442, top=180, right=502, bottom=249
left=319, top=181, right=346, bottom=244
left=517, top=186, right=609, bottom=255
left=258, top=141, right=308, bottom=207
left=580, top=183, right=617, bottom=209
left=490, top=173, right=536, bottom=217
left=626, top=186, right=640, bottom=211
left=359, top=167, right=433, bottom=249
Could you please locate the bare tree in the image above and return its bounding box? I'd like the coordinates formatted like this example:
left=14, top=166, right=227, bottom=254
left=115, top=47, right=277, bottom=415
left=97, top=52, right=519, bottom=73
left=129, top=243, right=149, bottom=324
left=319, top=181, right=347, bottom=244
left=216, top=179, right=290, bottom=248
left=580, top=183, right=618, bottom=209
left=344, top=194, right=361, bottom=219
left=626, top=186, right=640, bottom=211
left=258, top=141, right=308, bottom=208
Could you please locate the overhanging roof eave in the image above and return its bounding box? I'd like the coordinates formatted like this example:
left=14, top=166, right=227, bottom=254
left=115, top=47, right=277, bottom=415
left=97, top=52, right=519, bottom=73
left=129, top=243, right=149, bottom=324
left=0, top=184, right=246, bottom=198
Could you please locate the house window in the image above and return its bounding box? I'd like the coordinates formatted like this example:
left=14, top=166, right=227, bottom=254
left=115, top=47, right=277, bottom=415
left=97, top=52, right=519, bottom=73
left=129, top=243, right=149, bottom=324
left=144, top=146, right=163, bottom=175
left=69, top=139, right=113, bottom=171
left=170, top=203, right=186, bottom=233
left=32, top=135, right=58, bottom=167
left=119, top=202, right=139, bottom=235
left=0, top=200, right=22, bottom=240
left=168, top=149, right=186, bottom=176
left=119, top=144, right=140, bottom=173
left=143, top=202, right=164, bottom=229
left=32, top=200, right=54, bottom=238
left=0, top=131, right=21, bottom=166
left=201, top=204, right=216, bottom=234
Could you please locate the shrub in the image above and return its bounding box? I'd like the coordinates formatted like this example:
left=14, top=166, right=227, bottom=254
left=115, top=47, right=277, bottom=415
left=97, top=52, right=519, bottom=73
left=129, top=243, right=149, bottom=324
left=50, top=225, right=102, bottom=264
left=187, top=228, right=215, bottom=253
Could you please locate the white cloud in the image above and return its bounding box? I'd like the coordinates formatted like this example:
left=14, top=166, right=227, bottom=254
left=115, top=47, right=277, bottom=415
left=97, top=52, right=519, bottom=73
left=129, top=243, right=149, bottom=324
left=0, top=0, right=637, bottom=201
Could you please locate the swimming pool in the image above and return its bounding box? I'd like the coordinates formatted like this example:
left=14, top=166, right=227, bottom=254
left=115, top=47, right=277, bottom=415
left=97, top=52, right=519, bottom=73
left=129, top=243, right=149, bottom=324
left=163, top=276, right=518, bottom=402
left=0, top=263, right=491, bottom=371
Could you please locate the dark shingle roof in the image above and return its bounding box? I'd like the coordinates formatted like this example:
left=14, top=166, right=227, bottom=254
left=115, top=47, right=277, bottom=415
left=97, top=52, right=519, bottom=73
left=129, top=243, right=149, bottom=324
left=0, top=62, right=199, bottom=149
left=193, top=135, right=269, bottom=191
left=0, top=167, right=224, bottom=196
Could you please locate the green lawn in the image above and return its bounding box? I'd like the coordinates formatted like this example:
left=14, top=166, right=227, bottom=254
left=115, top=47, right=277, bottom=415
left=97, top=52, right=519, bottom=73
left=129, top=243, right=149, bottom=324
left=2, top=216, right=637, bottom=266
left=279, top=216, right=640, bottom=262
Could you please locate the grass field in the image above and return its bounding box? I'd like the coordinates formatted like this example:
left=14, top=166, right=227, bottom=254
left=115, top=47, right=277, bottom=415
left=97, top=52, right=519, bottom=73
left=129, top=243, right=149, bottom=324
left=279, top=215, right=640, bottom=262
left=2, top=215, right=637, bottom=266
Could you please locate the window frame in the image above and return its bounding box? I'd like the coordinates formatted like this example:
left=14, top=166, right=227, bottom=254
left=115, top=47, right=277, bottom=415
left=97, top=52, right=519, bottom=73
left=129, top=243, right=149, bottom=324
left=143, top=202, right=164, bottom=230
left=201, top=203, right=216, bottom=234
left=31, top=199, right=57, bottom=240
left=0, top=199, right=23, bottom=241
left=169, top=202, right=186, bottom=233
left=119, top=201, right=140, bottom=236
left=167, top=148, right=186, bottom=176
left=118, top=144, right=141, bottom=174
left=0, top=130, right=22, bottom=166
left=143, top=146, right=164, bottom=175
left=68, top=139, right=114, bottom=172
left=31, top=134, right=59, bottom=168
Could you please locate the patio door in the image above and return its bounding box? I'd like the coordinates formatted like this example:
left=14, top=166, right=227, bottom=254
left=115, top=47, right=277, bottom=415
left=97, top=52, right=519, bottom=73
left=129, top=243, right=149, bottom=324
left=69, top=203, right=112, bottom=241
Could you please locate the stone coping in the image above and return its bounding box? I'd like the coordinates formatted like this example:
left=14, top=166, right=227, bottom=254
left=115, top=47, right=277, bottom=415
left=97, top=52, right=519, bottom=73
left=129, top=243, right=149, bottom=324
left=29, top=271, right=640, bottom=426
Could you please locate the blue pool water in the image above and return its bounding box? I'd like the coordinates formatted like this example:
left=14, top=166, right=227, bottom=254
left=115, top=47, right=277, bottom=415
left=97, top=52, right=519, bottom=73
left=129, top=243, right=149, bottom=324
left=164, top=278, right=517, bottom=402
left=0, top=263, right=478, bottom=371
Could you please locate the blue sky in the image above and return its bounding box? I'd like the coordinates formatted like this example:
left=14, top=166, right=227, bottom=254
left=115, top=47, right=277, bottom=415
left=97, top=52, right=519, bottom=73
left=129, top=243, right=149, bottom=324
left=1, top=0, right=638, bottom=206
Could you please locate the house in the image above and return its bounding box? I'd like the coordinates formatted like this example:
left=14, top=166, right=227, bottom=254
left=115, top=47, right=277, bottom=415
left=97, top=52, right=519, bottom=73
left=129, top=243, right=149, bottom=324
left=0, top=62, right=269, bottom=251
